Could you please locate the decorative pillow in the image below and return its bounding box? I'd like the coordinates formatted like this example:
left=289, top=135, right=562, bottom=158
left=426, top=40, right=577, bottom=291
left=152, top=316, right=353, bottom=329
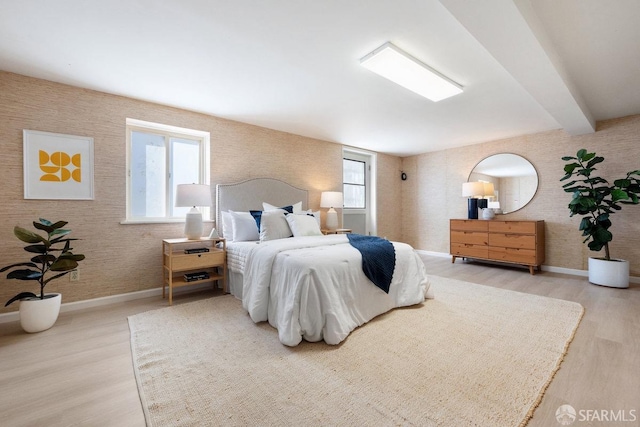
left=263, top=201, right=302, bottom=214
left=286, top=213, right=323, bottom=237
left=259, top=210, right=293, bottom=241
left=229, top=211, right=259, bottom=241
left=249, top=210, right=263, bottom=231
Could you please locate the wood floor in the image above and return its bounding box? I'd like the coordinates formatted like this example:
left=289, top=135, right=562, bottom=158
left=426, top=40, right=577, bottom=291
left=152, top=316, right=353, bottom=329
left=1, top=255, right=638, bottom=427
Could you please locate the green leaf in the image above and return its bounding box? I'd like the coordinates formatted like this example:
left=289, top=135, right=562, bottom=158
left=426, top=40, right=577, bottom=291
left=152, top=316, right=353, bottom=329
left=38, top=218, right=52, bottom=226
left=585, top=177, right=607, bottom=185
left=14, top=227, right=47, bottom=244
left=7, top=269, right=43, bottom=281
left=0, top=262, right=37, bottom=272
left=561, top=156, right=576, bottom=161
left=50, top=229, right=71, bottom=237
left=586, top=156, right=604, bottom=168
left=564, top=163, right=579, bottom=174
left=5, top=292, right=38, bottom=307
left=49, top=258, right=79, bottom=271
left=579, top=217, right=591, bottom=231
left=30, top=254, right=56, bottom=264
left=24, top=244, right=47, bottom=254
left=614, top=178, right=631, bottom=188
left=611, top=189, right=629, bottom=202
left=50, top=221, right=68, bottom=230
left=33, top=221, right=54, bottom=233
left=576, top=149, right=588, bottom=159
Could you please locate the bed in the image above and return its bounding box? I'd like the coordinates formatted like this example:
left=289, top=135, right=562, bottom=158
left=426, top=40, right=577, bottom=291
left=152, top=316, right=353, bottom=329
left=216, top=178, right=432, bottom=346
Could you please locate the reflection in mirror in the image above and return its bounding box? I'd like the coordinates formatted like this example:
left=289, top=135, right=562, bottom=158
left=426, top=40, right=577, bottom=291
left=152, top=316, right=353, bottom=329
left=468, top=153, right=538, bottom=214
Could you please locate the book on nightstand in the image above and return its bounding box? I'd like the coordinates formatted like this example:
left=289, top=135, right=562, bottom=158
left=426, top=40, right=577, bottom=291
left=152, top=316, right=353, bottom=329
left=183, top=272, right=210, bottom=282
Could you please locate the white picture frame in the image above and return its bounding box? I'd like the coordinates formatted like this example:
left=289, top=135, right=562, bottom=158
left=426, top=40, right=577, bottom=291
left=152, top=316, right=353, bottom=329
left=23, top=130, right=95, bottom=200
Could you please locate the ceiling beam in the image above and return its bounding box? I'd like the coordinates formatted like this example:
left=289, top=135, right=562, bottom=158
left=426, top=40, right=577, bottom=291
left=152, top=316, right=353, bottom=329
left=439, top=0, right=595, bottom=135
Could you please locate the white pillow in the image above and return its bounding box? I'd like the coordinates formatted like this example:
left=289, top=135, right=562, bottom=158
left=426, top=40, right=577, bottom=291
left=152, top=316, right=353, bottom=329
left=229, top=211, right=259, bottom=241
left=263, top=201, right=303, bottom=214
left=259, top=210, right=293, bottom=241
left=221, top=211, right=233, bottom=240
left=305, top=210, right=321, bottom=227
left=286, top=213, right=323, bottom=237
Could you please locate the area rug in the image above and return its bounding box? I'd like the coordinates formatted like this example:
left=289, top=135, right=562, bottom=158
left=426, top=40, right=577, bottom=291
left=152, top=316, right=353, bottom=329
left=128, top=276, right=584, bottom=427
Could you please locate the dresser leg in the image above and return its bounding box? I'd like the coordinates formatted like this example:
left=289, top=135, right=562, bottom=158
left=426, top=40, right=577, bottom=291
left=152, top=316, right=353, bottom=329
left=529, top=265, right=535, bottom=275
left=452, top=256, right=457, bottom=263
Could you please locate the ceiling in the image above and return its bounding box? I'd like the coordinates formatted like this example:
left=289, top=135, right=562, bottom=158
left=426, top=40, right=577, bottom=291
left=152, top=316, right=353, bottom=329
left=1, top=1, right=639, bottom=157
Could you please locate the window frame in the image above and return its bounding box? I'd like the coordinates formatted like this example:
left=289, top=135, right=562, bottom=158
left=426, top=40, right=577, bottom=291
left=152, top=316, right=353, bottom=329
left=124, top=118, right=210, bottom=224
left=343, top=158, right=367, bottom=210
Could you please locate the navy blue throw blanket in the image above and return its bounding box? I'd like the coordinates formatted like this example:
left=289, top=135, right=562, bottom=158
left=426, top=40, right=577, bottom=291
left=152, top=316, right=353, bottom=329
left=347, top=234, right=396, bottom=294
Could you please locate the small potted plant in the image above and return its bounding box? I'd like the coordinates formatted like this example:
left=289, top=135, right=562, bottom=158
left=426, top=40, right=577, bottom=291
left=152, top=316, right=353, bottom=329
left=560, top=149, right=640, bottom=288
left=1, top=219, right=85, bottom=332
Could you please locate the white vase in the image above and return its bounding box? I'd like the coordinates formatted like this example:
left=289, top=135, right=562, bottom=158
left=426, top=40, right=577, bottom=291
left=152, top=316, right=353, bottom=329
left=481, top=208, right=495, bottom=220
left=588, top=257, right=629, bottom=289
left=19, top=293, right=62, bottom=333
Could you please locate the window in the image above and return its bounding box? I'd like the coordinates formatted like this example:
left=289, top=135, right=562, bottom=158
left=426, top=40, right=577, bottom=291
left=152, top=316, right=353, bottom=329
left=343, top=158, right=366, bottom=209
left=125, top=119, right=210, bottom=222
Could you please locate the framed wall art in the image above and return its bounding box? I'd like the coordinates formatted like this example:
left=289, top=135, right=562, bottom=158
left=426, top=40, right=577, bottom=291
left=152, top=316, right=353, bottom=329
left=23, top=130, right=95, bottom=200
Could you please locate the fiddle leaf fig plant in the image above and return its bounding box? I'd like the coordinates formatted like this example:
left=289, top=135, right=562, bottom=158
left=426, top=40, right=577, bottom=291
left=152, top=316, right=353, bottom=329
left=1, top=219, right=85, bottom=307
left=560, top=149, right=640, bottom=260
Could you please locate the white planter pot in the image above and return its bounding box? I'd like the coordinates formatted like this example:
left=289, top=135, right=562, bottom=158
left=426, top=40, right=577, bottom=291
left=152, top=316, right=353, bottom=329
left=588, top=257, right=629, bottom=289
left=19, top=293, right=62, bottom=333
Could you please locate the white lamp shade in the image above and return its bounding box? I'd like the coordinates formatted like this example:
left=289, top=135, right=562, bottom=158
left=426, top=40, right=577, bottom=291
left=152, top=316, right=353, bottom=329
left=320, top=191, right=343, bottom=208
left=462, top=182, right=484, bottom=198
left=175, top=184, right=211, bottom=207
left=482, top=182, right=495, bottom=197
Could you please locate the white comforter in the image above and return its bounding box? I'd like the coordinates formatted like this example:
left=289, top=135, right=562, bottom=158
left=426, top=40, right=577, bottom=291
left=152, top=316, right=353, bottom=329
left=241, top=235, right=431, bottom=346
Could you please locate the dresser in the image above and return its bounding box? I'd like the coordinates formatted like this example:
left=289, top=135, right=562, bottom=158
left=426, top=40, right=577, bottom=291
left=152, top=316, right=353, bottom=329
left=450, top=219, right=545, bottom=274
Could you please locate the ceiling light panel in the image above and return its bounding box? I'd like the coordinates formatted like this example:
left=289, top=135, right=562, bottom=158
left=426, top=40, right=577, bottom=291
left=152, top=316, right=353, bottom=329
left=360, top=42, right=463, bottom=102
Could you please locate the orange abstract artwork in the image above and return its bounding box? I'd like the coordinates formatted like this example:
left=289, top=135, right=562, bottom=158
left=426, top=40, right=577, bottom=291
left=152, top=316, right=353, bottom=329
left=39, top=150, right=82, bottom=182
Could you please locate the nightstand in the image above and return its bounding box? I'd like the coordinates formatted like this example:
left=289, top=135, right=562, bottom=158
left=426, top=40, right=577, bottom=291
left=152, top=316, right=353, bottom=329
left=321, top=228, right=352, bottom=235
left=162, top=237, right=226, bottom=305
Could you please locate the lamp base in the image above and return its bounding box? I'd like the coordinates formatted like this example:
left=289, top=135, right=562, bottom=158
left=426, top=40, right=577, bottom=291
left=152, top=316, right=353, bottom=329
left=467, top=198, right=479, bottom=220
left=326, top=208, right=338, bottom=230
left=184, top=208, right=203, bottom=240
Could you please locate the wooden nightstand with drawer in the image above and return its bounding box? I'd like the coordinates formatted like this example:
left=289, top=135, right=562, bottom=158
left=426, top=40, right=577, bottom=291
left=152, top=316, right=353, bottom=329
left=162, top=237, right=227, bottom=305
left=450, top=219, right=545, bottom=275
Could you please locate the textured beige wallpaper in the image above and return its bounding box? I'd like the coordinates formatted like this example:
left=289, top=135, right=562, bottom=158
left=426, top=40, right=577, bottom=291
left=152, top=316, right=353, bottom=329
left=401, top=115, right=640, bottom=276
left=0, top=71, right=401, bottom=309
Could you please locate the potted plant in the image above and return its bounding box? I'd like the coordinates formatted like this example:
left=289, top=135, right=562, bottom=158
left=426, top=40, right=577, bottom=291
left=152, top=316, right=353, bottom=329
left=561, top=149, right=640, bottom=288
left=1, top=219, right=85, bottom=332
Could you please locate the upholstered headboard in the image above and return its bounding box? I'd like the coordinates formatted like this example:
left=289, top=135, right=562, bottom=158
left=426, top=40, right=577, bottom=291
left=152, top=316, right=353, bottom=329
left=216, top=178, right=309, bottom=238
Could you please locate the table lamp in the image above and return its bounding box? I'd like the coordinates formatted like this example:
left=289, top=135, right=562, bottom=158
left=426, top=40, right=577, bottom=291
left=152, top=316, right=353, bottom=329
left=320, top=191, right=343, bottom=230
left=175, top=184, right=211, bottom=240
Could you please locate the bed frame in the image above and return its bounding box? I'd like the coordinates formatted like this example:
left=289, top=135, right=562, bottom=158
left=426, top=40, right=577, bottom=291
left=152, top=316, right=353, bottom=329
left=216, top=178, right=309, bottom=238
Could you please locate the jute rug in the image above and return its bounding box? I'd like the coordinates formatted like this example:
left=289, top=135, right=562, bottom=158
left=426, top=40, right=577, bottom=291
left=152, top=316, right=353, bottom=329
left=128, top=276, right=583, bottom=427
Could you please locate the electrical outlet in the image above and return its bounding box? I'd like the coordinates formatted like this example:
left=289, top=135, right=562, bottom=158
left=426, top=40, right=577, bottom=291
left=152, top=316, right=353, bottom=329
left=69, top=269, right=79, bottom=282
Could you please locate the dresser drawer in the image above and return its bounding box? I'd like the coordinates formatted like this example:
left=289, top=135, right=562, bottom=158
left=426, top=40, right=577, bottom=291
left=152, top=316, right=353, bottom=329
left=489, top=247, right=537, bottom=264
left=170, top=251, right=225, bottom=271
left=488, top=221, right=536, bottom=234
left=450, top=219, right=488, bottom=232
left=451, top=243, right=488, bottom=259
left=488, top=233, right=535, bottom=249
left=451, top=230, right=488, bottom=246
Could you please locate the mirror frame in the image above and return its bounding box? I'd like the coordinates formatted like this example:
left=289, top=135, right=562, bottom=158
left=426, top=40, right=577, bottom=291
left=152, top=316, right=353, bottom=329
left=467, top=153, right=539, bottom=214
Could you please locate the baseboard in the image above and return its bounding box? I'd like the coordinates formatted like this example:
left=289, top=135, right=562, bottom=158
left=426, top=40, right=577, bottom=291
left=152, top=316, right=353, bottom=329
left=416, top=250, right=640, bottom=284
left=0, top=283, right=214, bottom=324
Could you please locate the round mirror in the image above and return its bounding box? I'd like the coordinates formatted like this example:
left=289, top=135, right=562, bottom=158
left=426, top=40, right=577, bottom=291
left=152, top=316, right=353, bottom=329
left=468, top=153, right=538, bottom=214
